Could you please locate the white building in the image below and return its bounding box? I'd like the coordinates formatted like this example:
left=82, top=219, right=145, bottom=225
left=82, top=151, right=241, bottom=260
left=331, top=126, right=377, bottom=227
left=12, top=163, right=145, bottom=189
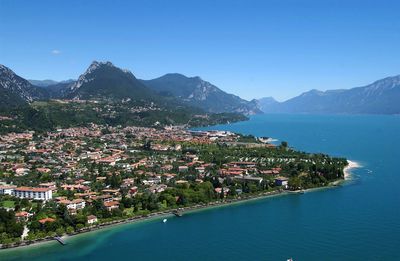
left=0, top=185, right=17, bottom=195
left=13, top=187, right=53, bottom=201
left=59, top=199, right=86, bottom=210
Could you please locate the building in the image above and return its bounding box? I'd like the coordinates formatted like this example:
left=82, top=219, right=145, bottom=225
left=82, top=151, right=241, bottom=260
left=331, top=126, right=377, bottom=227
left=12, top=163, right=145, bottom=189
left=38, top=217, right=56, bottom=224
left=59, top=199, right=86, bottom=211
left=13, top=187, right=53, bottom=200
left=87, top=215, right=98, bottom=225
left=39, top=182, right=57, bottom=192
left=178, top=166, right=189, bottom=172
left=104, top=201, right=120, bottom=211
left=232, top=176, right=263, bottom=184
left=0, top=185, right=17, bottom=195
left=15, top=211, right=32, bottom=222
left=275, top=177, right=289, bottom=189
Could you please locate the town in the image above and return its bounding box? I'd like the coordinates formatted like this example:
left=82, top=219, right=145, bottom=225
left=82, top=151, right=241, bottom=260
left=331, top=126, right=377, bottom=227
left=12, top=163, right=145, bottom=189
left=0, top=124, right=347, bottom=248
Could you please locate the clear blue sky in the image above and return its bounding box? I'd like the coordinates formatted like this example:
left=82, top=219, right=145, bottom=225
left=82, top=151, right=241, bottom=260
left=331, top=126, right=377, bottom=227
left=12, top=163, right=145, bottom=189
left=1, top=0, right=400, bottom=101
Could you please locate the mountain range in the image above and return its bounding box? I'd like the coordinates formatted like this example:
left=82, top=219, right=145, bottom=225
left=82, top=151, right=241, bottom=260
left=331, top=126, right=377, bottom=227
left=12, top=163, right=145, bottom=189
left=0, top=61, right=260, bottom=115
left=142, top=73, right=261, bottom=114
left=258, top=75, right=400, bottom=114
left=3, top=61, right=399, bottom=115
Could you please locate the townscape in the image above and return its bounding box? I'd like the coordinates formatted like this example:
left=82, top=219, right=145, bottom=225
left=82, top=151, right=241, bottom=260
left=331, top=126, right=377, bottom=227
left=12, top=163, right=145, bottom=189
left=0, top=124, right=347, bottom=247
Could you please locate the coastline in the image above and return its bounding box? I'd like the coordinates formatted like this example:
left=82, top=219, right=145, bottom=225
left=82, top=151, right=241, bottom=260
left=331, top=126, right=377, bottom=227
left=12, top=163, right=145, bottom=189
left=1, top=190, right=287, bottom=251
left=0, top=176, right=351, bottom=252
left=344, top=160, right=361, bottom=180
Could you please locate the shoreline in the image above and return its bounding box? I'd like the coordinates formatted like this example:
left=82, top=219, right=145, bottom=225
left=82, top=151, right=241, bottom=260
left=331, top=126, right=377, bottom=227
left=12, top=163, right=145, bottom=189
left=0, top=175, right=352, bottom=252
left=344, top=160, right=361, bottom=180
left=2, top=191, right=286, bottom=251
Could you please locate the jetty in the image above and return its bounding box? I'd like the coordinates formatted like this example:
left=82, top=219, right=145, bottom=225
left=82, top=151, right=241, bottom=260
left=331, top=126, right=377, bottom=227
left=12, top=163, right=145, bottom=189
left=54, top=236, right=67, bottom=245
left=173, top=209, right=183, bottom=217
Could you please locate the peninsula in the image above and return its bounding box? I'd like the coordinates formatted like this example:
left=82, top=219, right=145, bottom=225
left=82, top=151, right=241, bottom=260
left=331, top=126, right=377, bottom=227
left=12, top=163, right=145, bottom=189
left=0, top=124, right=348, bottom=249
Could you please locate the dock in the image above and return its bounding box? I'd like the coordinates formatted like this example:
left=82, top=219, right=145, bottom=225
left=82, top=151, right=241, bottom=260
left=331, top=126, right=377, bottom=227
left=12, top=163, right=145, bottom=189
left=172, top=210, right=183, bottom=217
left=54, top=236, right=67, bottom=245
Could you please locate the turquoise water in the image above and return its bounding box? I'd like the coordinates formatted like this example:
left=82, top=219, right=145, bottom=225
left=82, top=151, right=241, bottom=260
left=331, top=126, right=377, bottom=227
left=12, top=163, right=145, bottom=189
left=1, top=114, right=399, bottom=261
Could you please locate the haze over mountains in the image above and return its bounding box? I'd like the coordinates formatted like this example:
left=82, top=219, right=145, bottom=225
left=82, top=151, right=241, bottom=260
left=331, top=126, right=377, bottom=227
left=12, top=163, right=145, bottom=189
left=257, top=75, right=400, bottom=114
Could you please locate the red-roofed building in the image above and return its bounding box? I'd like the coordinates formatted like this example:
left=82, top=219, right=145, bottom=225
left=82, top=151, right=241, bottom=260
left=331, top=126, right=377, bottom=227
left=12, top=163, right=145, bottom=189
left=38, top=217, right=56, bottom=224
left=104, top=201, right=120, bottom=211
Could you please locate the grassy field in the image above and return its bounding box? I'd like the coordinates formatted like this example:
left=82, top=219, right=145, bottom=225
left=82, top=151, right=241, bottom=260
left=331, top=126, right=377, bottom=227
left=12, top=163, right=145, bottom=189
left=1, top=200, right=15, bottom=208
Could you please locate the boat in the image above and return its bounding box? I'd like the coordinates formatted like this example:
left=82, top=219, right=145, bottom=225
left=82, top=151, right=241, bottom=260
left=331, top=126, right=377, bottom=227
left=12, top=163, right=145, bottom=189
left=163, top=219, right=167, bottom=223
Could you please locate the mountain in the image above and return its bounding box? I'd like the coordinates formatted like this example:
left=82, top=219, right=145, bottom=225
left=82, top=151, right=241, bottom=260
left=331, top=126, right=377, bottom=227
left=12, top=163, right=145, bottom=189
left=258, top=75, right=400, bottom=114
left=142, top=73, right=262, bottom=115
left=29, top=79, right=58, bottom=87
left=257, top=97, right=279, bottom=112
left=29, top=79, right=75, bottom=87
left=0, top=64, right=47, bottom=108
left=64, top=61, right=156, bottom=101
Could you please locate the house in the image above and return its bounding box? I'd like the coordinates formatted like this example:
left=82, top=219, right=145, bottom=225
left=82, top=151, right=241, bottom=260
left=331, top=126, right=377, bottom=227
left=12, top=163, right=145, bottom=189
left=163, top=173, right=176, bottom=182
left=275, top=177, right=289, bottom=189
left=148, top=184, right=167, bottom=194
left=61, top=184, right=90, bottom=193
left=93, top=194, right=114, bottom=203
left=178, top=166, right=189, bottom=172
left=87, top=215, right=98, bottom=225
left=121, top=178, right=135, bottom=188
left=38, top=217, right=56, bottom=224
left=215, top=187, right=230, bottom=197
left=15, top=168, right=29, bottom=176
left=195, top=167, right=205, bottom=173
left=36, top=168, right=51, bottom=174
left=59, top=199, right=86, bottom=211
left=128, top=186, right=138, bottom=196
left=104, top=201, right=120, bottom=211
left=102, top=189, right=120, bottom=196
left=15, top=211, right=32, bottom=222
left=13, top=187, right=53, bottom=200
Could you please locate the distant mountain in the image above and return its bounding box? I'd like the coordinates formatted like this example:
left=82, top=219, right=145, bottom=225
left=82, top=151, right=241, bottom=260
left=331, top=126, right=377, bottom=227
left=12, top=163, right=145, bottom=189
left=29, top=79, right=58, bottom=87
left=142, top=73, right=262, bottom=115
left=64, top=61, right=157, bottom=101
left=257, top=97, right=279, bottom=112
left=0, top=64, right=47, bottom=108
left=258, top=75, right=400, bottom=114
left=29, top=79, right=75, bottom=87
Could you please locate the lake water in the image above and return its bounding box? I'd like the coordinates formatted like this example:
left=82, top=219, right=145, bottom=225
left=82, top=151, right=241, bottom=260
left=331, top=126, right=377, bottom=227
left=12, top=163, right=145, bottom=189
left=1, top=114, right=399, bottom=260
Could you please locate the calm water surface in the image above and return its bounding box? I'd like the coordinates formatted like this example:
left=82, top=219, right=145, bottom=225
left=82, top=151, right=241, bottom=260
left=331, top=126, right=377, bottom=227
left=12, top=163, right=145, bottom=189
left=1, top=114, right=399, bottom=261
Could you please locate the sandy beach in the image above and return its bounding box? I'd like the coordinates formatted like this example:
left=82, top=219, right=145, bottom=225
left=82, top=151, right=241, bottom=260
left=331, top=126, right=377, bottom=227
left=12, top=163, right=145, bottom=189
left=344, top=160, right=361, bottom=180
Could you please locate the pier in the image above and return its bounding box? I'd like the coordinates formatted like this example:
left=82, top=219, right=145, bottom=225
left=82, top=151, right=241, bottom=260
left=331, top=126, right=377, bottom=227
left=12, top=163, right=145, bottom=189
left=54, top=236, right=67, bottom=245
left=173, top=210, right=183, bottom=217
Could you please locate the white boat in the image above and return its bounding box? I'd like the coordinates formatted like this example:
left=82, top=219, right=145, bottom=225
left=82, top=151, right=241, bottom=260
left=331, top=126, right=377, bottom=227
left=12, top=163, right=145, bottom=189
left=163, top=219, right=167, bottom=223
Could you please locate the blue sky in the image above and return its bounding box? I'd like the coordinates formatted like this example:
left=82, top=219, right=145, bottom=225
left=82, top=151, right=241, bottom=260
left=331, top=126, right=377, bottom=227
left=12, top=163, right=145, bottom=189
left=1, top=0, right=400, bottom=101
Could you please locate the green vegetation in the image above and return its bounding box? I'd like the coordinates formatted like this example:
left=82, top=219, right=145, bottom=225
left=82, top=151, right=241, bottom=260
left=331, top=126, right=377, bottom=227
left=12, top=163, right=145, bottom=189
left=0, top=100, right=247, bottom=134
